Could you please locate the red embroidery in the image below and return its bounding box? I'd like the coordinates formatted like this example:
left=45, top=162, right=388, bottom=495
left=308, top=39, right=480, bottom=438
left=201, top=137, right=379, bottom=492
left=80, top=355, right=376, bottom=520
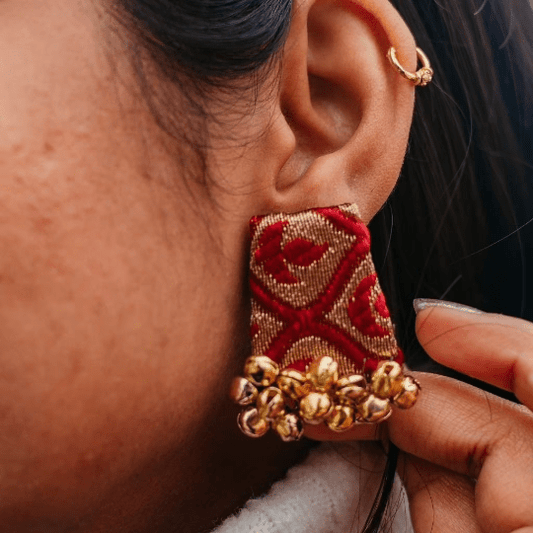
left=254, top=221, right=299, bottom=284
left=374, top=292, right=390, bottom=318
left=348, top=274, right=392, bottom=338
left=253, top=220, right=330, bottom=284
left=250, top=205, right=402, bottom=375
left=282, top=238, right=329, bottom=267
left=250, top=323, right=260, bottom=338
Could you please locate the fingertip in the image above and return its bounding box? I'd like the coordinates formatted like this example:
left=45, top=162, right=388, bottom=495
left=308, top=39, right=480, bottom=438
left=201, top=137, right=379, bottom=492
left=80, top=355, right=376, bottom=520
left=513, top=360, right=533, bottom=411
left=413, top=299, right=484, bottom=315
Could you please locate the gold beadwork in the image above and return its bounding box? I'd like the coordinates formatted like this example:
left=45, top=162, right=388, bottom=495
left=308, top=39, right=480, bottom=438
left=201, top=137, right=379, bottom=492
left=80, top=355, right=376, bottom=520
left=273, top=413, right=304, bottom=442
left=299, top=392, right=333, bottom=424
left=277, top=369, right=310, bottom=400
left=257, top=387, right=285, bottom=421
left=387, top=47, right=434, bottom=87
left=237, top=407, right=269, bottom=438
left=231, top=354, right=419, bottom=441
left=244, top=355, right=280, bottom=387
left=230, top=377, right=259, bottom=406
left=327, top=404, right=356, bottom=432
left=393, top=375, right=421, bottom=409
left=307, top=356, right=339, bottom=392
left=371, top=361, right=404, bottom=399
left=357, top=394, right=393, bottom=423
left=336, top=374, right=368, bottom=405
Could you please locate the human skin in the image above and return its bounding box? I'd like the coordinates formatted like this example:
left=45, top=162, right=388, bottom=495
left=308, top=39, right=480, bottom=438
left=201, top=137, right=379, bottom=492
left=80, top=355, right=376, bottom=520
left=0, top=0, right=417, bottom=531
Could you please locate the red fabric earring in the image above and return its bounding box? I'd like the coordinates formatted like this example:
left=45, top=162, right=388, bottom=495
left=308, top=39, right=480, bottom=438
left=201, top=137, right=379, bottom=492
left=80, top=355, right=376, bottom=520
left=230, top=204, right=420, bottom=442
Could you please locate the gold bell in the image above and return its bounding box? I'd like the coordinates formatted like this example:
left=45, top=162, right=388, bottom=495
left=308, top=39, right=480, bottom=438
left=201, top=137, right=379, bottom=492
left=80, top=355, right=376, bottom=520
left=277, top=369, right=310, bottom=400
left=393, top=375, right=421, bottom=409
left=299, top=392, right=333, bottom=424
left=273, top=413, right=304, bottom=442
left=307, top=356, right=339, bottom=392
left=357, top=394, right=392, bottom=423
left=327, top=404, right=356, bottom=432
left=336, top=374, right=368, bottom=405
left=371, top=361, right=404, bottom=399
left=237, top=407, right=269, bottom=438
left=257, top=387, right=286, bottom=421
left=244, top=355, right=280, bottom=387
left=229, top=377, right=259, bottom=406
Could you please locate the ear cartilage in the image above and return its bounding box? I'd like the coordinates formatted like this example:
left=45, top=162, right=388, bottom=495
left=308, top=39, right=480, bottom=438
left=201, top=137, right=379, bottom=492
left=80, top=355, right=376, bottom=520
left=387, top=46, right=434, bottom=87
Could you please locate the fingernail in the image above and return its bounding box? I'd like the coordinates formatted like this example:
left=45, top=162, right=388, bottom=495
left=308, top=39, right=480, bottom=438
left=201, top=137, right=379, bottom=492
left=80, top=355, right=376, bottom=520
left=413, top=298, right=485, bottom=315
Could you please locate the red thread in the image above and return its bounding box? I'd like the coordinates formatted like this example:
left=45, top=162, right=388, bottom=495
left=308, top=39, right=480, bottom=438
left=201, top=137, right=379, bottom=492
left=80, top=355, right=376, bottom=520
left=250, top=323, right=259, bottom=338
left=374, top=292, right=390, bottom=318
left=249, top=207, right=402, bottom=371
left=348, top=274, right=392, bottom=338
left=282, top=238, right=329, bottom=267
left=254, top=221, right=299, bottom=284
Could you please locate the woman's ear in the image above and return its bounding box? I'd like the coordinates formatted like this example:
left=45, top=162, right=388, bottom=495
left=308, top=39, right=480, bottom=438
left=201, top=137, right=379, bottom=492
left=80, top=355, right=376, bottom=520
left=269, top=0, right=419, bottom=223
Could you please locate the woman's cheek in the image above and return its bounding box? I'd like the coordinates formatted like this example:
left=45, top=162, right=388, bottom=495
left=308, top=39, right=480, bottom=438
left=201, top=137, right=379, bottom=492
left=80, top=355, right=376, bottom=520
left=0, top=166, right=236, bottom=528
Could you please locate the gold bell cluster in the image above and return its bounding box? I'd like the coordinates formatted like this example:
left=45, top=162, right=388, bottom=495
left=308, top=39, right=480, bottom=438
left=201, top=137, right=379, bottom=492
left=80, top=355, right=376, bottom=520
left=230, top=355, right=420, bottom=442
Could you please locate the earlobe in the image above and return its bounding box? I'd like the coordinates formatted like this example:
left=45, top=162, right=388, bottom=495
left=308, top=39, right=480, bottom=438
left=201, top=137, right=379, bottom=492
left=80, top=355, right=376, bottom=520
left=273, top=0, right=420, bottom=223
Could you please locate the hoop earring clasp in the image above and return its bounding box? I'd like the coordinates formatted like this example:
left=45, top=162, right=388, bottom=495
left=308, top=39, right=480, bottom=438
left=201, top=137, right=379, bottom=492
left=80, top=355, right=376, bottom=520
left=387, top=47, right=434, bottom=87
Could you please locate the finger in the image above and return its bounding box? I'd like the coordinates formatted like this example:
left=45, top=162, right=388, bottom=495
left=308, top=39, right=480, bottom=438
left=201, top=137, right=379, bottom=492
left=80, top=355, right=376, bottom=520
left=388, top=373, right=533, bottom=533
left=397, top=453, right=480, bottom=533
left=415, top=305, right=533, bottom=409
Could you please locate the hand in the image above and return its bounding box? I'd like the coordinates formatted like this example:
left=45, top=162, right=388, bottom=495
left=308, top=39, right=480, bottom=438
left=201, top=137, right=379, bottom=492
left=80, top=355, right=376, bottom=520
left=389, top=303, right=533, bottom=533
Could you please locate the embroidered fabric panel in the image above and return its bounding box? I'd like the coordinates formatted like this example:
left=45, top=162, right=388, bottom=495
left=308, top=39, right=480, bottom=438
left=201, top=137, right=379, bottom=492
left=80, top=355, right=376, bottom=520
left=249, top=204, right=403, bottom=376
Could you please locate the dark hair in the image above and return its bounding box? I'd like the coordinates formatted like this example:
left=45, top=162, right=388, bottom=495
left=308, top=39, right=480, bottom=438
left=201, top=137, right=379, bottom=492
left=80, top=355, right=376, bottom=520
left=113, top=0, right=291, bottom=81
left=371, top=0, right=533, bottom=376
left=104, top=0, right=533, bottom=531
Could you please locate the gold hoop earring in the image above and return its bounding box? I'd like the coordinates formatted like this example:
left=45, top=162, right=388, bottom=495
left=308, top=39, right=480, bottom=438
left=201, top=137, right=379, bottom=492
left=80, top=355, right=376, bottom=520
left=387, top=47, right=434, bottom=87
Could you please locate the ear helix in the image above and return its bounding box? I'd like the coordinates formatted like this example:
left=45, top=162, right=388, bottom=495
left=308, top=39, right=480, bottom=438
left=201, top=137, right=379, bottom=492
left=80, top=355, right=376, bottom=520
left=387, top=46, right=434, bottom=87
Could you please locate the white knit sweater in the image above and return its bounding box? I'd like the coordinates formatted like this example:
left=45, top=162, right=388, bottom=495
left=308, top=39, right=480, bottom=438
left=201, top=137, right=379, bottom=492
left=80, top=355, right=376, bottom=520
left=212, top=442, right=413, bottom=533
